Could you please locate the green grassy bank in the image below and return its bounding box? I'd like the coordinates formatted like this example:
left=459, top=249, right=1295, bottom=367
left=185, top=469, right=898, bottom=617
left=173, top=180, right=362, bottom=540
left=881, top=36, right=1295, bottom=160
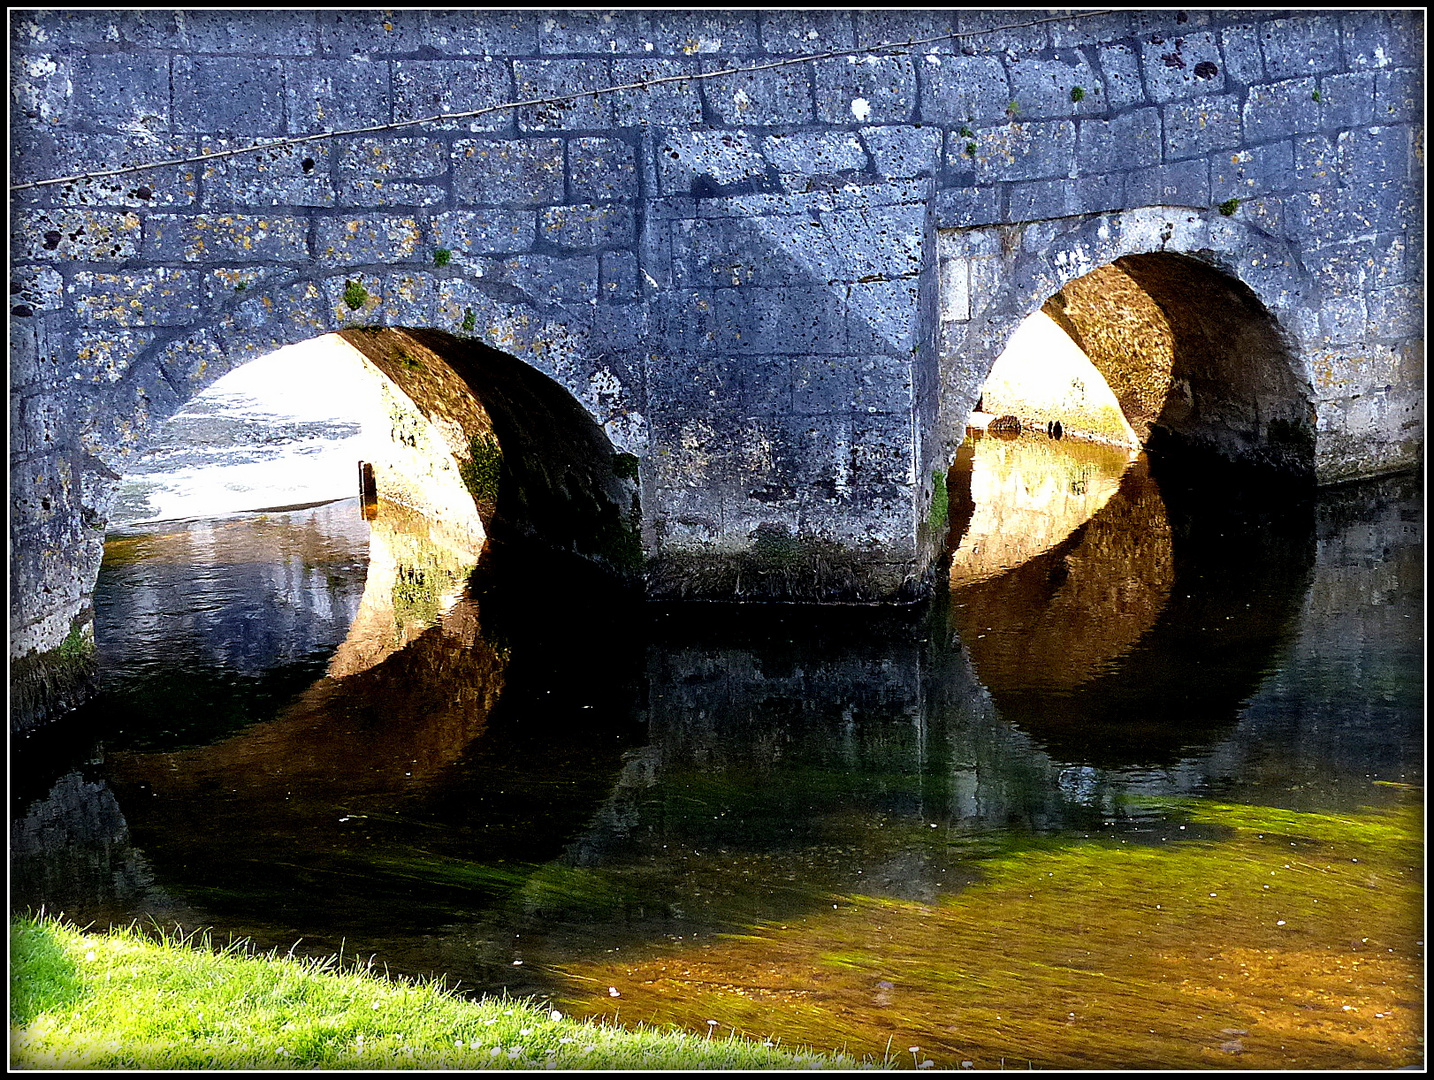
left=9, top=916, right=863, bottom=1070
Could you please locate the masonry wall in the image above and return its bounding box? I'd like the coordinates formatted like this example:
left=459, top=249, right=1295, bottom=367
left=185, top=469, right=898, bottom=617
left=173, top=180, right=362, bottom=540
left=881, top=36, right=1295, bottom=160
left=9, top=9, right=1424, bottom=730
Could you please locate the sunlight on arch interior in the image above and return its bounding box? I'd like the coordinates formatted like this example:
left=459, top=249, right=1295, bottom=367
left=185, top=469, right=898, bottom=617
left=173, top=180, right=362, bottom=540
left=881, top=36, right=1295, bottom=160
left=951, top=309, right=1142, bottom=587
left=112, top=335, right=390, bottom=526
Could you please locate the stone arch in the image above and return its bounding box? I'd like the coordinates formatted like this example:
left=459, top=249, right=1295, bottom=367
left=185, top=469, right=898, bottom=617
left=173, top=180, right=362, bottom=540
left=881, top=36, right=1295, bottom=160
left=103, top=268, right=646, bottom=574
left=941, top=206, right=1319, bottom=479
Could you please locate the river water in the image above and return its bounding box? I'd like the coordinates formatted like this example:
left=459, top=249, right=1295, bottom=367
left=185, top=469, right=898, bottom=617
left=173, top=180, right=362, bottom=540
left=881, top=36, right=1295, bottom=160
left=11, top=426, right=1424, bottom=1070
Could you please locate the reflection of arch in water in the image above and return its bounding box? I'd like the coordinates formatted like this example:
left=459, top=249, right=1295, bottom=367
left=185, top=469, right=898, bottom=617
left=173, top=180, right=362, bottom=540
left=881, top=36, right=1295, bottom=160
left=951, top=458, right=1315, bottom=766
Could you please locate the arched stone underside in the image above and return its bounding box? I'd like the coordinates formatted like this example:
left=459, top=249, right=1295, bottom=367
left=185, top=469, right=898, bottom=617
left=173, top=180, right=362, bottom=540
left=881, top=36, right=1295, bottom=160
left=939, top=207, right=1322, bottom=476
left=11, top=10, right=1422, bottom=731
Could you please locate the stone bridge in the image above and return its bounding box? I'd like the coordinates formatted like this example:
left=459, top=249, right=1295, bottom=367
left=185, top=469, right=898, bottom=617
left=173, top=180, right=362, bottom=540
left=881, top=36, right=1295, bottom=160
left=10, top=9, right=1424, bottom=729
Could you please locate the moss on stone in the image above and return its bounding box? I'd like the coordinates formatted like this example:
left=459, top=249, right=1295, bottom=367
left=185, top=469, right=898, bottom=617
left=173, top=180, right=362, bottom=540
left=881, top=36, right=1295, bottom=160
left=458, top=433, right=502, bottom=507
left=342, top=279, right=369, bottom=310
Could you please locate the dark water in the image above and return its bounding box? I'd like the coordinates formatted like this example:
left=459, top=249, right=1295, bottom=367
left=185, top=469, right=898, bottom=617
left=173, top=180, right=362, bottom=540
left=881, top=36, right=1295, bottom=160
left=11, top=441, right=1424, bottom=1069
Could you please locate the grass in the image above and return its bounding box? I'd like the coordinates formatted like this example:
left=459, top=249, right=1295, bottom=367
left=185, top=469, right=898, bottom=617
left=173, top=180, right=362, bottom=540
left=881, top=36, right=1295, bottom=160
left=9, top=916, right=868, bottom=1070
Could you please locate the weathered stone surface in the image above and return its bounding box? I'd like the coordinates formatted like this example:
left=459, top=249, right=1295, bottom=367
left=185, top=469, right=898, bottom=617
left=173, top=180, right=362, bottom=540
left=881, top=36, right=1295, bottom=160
left=7, top=9, right=1423, bottom=732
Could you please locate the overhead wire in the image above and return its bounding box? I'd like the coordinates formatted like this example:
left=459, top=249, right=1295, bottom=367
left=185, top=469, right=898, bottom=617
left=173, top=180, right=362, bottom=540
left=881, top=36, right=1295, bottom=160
left=11, top=10, right=1118, bottom=193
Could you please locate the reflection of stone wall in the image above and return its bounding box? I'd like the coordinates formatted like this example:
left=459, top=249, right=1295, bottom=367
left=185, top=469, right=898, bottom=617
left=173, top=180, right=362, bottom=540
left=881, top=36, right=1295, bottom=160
left=949, top=432, right=1138, bottom=586
left=10, top=769, right=176, bottom=921
left=327, top=500, right=484, bottom=678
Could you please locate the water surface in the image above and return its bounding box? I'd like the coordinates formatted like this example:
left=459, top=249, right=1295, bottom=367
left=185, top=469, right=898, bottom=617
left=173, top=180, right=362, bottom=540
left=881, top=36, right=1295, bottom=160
left=12, top=438, right=1423, bottom=1070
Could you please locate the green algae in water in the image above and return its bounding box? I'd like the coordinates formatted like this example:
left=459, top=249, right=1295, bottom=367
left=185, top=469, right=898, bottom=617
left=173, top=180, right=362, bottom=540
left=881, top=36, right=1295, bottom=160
left=556, top=798, right=1423, bottom=1071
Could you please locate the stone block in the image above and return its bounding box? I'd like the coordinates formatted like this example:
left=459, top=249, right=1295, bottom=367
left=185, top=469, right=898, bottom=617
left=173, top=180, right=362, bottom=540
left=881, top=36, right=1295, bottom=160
left=378, top=271, right=442, bottom=326
left=673, top=216, right=793, bottom=289
left=13, top=10, right=119, bottom=46
left=1047, top=11, right=1134, bottom=48
left=11, top=53, right=76, bottom=129
left=855, top=10, right=957, bottom=52
left=1293, top=135, right=1338, bottom=189
left=1076, top=108, right=1161, bottom=174
left=1318, top=293, right=1370, bottom=345
left=814, top=55, right=917, bottom=124
left=1008, top=173, right=1126, bottom=220
left=390, top=60, right=510, bottom=131
left=656, top=130, right=769, bottom=195
left=819, top=206, right=925, bottom=281
left=1162, top=93, right=1242, bottom=160
left=932, top=185, right=1003, bottom=228
left=647, top=11, right=761, bottom=55
left=283, top=58, right=391, bottom=135
left=422, top=10, right=537, bottom=56
left=763, top=131, right=869, bottom=176
left=1259, top=16, right=1342, bottom=80
left=434, top=210, right=536, bottom=260
left=790, top=355, right=850, bottom=414
left=1337, top=126, right=1415, bottom=186
left=314, top=215, right=425, bottom=266
left=600, top=251, right=640, bottom=302
left=846, top=278, right=922, bottom=355
left=173, top=57, right=286, bottom=136
left=1242, top=77, right=1320, bottom=143
left=712, top=285, right=847, bottom=355
left=181, top=9, right=318, bottom=54
left=1125, top=159, right=1210, bottom=207
left=1343, top=11, right=1422, bottom=71
left=1006, top=50, right=1105, bottom=119
left=479, top=254, right=599, bottom=307
left=954, top=11, right=1048, bottom=55
left=142, top=213, right=308, bottom=262
left=539, top=203, right=636, bottom=250
left=71, top=54, right=170, bottom=127
left=1362, top=288, right=1420, bottom=344
left=1219, top=23, right=1266, bottom=86
left=1096, top=43, right=1146, bottom=111
left=514, top=59, right=613, bottom=132
left=11, top=132, right=197, bottom=210
left=1375, top=69, right=1422, bottom=124
left=701, top=61, right=813, bottom=125
left=452, top=138, right=565, bottom=206
left=862, top=125, right=941, bottom=178
left=71, top=328, right=158, bottom=383
left=760, top=10, right=856, bottom=54
left=611, top=59, right=705, bottom=127
left=337, top=138, right=448, bottom=208
left=973, top=120, right=1076, bottom=183
left=155, top=328, right=229, bottom=390
left=1314, top=71, right=1379, bottom=130
left=70, top=268, right=202, bottom=327
left=919, top=54, right=1008, bottom=125
left=1139, top=31, right=1228, bottom=103
left=569, top=137, right=639, bottom=203
left=11, top=266, right=65, bottom=317
left=536, top=10, right=650, bottom=54
left=202, top=141, right=336, bottom=208
left=1210, top=141, right=1296, bottom=201
left=317, top=9, right=423, bottom=56
left=851, top=413, right=913, bottom=489
left=12, top=209, right=142, bottom=262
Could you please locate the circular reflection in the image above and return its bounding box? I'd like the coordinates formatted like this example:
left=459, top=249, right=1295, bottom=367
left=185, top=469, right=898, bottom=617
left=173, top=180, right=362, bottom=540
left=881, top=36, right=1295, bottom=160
left=949, top=440, right=1315, bottom=766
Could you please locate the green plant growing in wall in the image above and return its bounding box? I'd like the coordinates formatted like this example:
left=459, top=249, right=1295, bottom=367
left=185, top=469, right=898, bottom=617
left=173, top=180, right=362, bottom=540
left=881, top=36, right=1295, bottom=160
left=958, top=124, right=975, bottom=139
left=433, top=248, right=452, bottom=267
left=927, top=469, right=949, bottom=536
left=1311, top=89, right=1322, bottom=103
left=965, top=141, right=978, bottom=157
left=459, top=433, right=503, bottom=507
left=612, top=452, right=640, bottom=481
left=1070, top=86, right=1086, bottom=103
left=233, top=281, right=247, bottom=293
left=1217, top=197, right=1242, bottom=217
left=461, top=308, right=476, bottom=333
left=342, top=279, right=369, bottom=310
left=57, top=623, right=94, bottom=662
left=1006, top=99, right=1020, bottom=119
left=395, top=347, right=423, bottom=371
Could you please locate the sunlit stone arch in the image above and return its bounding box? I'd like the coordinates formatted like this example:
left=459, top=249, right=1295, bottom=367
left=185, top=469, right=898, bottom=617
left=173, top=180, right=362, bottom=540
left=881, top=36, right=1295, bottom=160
left=939, top=205, right=1319, bottom=477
